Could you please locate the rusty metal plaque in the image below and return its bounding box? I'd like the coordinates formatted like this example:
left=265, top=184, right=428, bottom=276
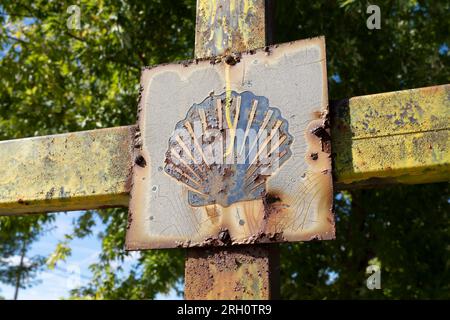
left=126, top=37, right=334, bottom=249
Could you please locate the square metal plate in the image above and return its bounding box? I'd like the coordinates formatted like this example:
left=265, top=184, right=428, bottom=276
left=126, top=37, right=334, bottom=249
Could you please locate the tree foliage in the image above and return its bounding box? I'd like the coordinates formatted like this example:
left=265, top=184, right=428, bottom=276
left=0, top=0, right=448, bottom=299
left=0, top=215, right=52, bottom=299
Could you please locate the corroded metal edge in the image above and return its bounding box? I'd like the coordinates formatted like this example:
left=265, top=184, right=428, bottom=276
left=0, top=126, right=135, bottom=215
left=126, top=36, right=334, bottom=250
left=332, top=84, right=450, bottom=189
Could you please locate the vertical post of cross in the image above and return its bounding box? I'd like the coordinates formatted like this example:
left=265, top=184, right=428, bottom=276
left=184, top=0, right=279, bottom=300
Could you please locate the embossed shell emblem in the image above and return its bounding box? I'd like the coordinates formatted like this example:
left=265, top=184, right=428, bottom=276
left=164, top=91, right=293, bottom=207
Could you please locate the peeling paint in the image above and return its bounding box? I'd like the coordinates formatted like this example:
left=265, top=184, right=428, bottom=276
left=332, top=84, right=450, bottom=188
left=126, top=37, right=334, bottom=250
left=0, top=126, right=135, bottom=215
left=195, top=0, right=266, bottom=59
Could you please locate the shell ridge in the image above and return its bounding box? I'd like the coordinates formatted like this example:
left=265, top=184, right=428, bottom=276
left=164, top=91, right=293, bottom=208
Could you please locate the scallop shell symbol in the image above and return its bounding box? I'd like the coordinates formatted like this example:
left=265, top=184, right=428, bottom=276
left=164, top=91, right=293, bottom=207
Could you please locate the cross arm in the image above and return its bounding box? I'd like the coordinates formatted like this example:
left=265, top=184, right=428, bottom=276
left=0, top=126, right=135, bottom=215
left=332, top=84, right=449, bottom=189
left=0, top=84, right=448, bottom=215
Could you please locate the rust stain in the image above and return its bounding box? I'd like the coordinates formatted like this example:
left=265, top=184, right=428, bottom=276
left=185, top=245, right=274, bottom=299
left=126, top=37, right=334, bottom=250
left=195, top=0, right=266, bottom=59
left=331, top=84, right=449, bottom=187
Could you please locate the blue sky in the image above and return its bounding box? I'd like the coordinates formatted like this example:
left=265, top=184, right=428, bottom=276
left=0, top=212, right=181, bottom=300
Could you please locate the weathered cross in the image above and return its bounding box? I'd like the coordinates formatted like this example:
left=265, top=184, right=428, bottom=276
left=0, top=0, right=448, bottom=300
